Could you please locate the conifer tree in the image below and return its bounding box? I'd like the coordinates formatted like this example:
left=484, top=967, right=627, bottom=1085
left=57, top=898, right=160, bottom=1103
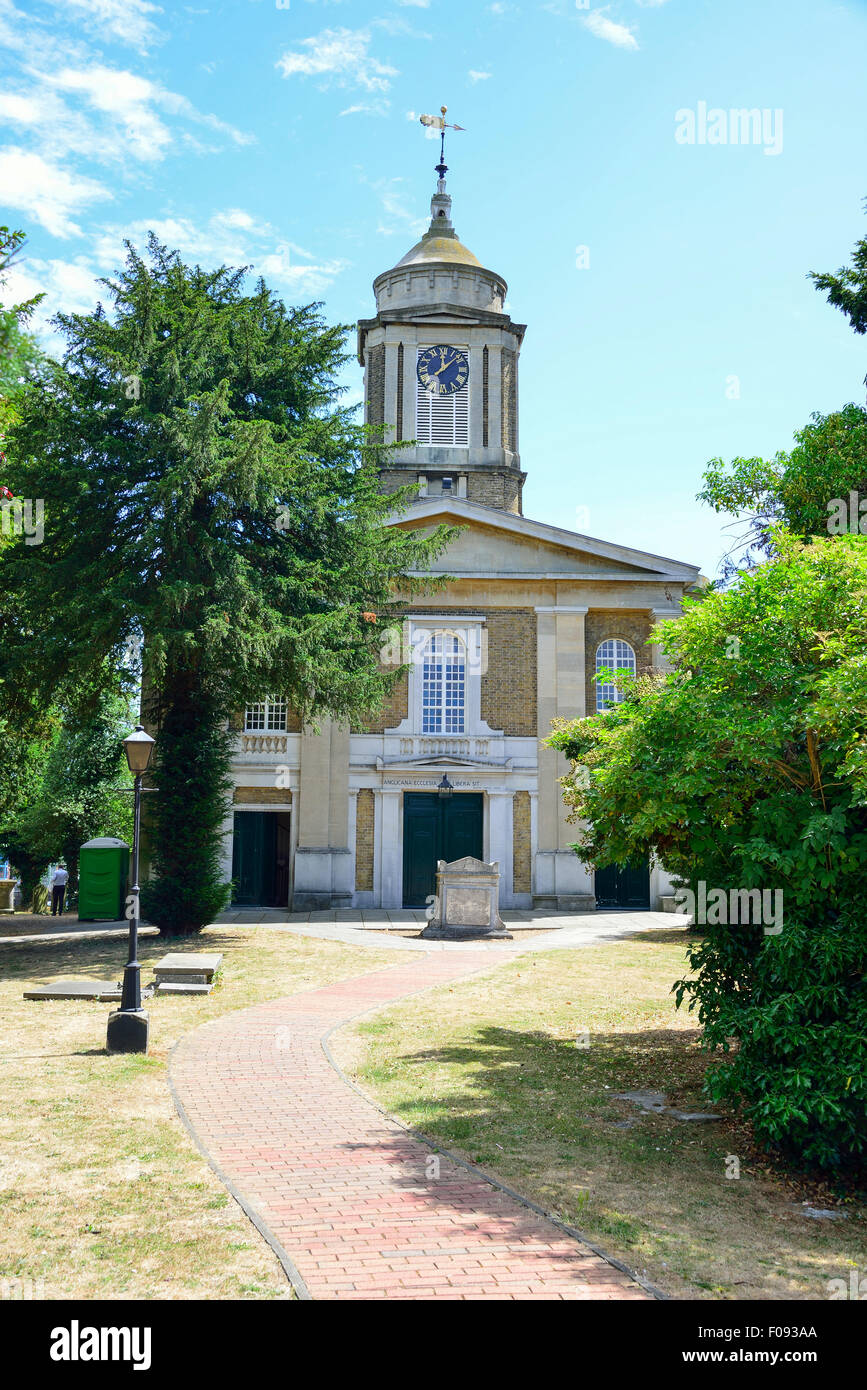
left=1, top=236, right=452, bottom=932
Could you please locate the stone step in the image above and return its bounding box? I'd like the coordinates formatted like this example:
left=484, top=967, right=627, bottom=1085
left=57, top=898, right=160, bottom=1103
left=156, top=981, right=213, bottom=996
left=154, top=971, right=210, bottom=985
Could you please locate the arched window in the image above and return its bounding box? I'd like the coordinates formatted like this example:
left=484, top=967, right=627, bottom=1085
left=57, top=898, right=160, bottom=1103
left=422, top=632, right=466, bottom=734
left=595, top=639, right=636, bottom=712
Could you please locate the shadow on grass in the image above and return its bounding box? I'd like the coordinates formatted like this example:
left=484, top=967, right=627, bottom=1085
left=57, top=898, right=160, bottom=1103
left=357, top=1022, right=710, bottom=1144
left=1, top=925, right=263, bottom=983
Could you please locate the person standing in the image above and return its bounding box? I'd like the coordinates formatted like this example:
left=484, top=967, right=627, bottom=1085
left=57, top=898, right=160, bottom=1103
left=50, top=863, right=69, bottom=916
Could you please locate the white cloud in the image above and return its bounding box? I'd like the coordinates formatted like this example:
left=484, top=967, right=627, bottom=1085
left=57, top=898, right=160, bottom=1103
left=3, top=212, right=347, bottom=354
left=276, top=27, right=398, bottom=92
left=583, top=10, right=639, bottom=49
left=0, top=253, right=109, bottom=356
left=340, top=100, right=390, bottom=117
left=2, top=255, right=103, bottom=317
left=92, top=212, right=347, bottom=299
left=396, top=0, right=430, bottom=6
left=0, top=147, right=111, bottom=237
left=0, top=63, right=253, bottom=168
left=50, top=0, right=165, bottom=53
left=365, top=176, right=427, bottom=239
left=468, top=70, right=492, bottom=82
left=256, top=248, right=348, bottom=294
left=213, top=208, right=257, bottom=232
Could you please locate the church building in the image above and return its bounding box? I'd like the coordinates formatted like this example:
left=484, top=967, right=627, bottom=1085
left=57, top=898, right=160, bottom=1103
left=221, top=154, right=701, bottom=914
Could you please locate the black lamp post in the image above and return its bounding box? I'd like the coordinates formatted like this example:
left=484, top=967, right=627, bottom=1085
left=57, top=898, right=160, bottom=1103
left=437, top=773, right=454, bottom=799
left=106, top=725, right=155, bottom=1055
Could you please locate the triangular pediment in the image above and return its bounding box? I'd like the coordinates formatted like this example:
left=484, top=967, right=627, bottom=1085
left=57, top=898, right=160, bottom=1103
left=388, top=496, right=700, bottom=582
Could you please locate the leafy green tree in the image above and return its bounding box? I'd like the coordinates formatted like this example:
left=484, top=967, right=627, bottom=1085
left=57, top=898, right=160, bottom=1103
left=810, top=200, right=867, bottom=358
left=0, top=226, right=42, bottom=372
left=699, top=204, right=867, bottom=576
left=699, top=405, right=867, bottom=574
left=1, top=236, right=452, bottom=932
left=549, top=534, right=867, bottom=1169
left=0, top=714, right=57, bottom=908
left=14, top=692, right=134, bottom=898
left=1, top=227, right=43, bottom=556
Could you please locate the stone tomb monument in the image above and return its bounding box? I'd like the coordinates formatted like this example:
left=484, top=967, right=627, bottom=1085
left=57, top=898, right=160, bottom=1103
left=421, top=856, right=512, bottom=941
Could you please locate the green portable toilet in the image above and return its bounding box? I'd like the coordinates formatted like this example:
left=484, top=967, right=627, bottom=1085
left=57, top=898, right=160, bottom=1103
left=78, top=837, right=130, bottom=922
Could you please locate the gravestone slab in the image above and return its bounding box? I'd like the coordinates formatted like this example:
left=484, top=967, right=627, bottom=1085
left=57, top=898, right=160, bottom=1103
left=24, top=978, right=122, bottom=1001
left=153, top=952, right=222, bottom=985
left=421, top=857, right=511, bottom=941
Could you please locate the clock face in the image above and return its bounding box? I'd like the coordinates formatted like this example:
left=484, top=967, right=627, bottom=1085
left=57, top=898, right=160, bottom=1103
left=417, top=344, right=469, bottom=396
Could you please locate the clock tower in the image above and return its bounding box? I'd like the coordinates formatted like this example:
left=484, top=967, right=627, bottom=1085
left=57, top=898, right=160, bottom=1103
left=357, top=155, right=527, bottom=514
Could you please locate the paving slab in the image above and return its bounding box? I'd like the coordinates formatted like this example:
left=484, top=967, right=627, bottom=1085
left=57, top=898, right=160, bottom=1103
left=1, top=923, right=160, bottom=947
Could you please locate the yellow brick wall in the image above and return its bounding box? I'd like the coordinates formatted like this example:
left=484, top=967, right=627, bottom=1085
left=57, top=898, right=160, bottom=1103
left=480, top=609, right=537, bottom=737
left=355, top=789, right=375, bottom=891
left=233, top=786, right=292, bottom=805
left=585, top=610, right=653, bottom=715
left=512, top=790, right=531, bottom=894
left=352, top=670, right=409, bottom=733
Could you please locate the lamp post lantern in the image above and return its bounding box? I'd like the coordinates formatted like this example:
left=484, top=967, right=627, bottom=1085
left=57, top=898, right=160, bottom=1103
left=437, top=773, right=454, bottom=800
left=106, top=725, right=155, bottom=1054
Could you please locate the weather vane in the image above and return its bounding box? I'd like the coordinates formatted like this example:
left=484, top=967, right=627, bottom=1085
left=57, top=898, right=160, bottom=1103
left=419, top=105, right=465, bottom=178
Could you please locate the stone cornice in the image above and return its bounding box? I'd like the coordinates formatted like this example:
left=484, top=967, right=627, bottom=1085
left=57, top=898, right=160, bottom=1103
left=357, top=310, right=526, bottom=363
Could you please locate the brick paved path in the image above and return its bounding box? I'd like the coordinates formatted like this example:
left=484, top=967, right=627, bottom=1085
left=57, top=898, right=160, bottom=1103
left=170, top=954, right=652, bottom=1301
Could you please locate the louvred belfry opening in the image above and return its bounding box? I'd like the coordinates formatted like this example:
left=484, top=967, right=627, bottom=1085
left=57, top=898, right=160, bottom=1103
left=416, top=363, right=469, bottom=445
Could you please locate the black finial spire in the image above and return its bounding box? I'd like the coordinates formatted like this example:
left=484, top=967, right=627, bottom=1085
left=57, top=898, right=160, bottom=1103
left=437, top=109, right=448, bottom=180
left=419, top=105, right=465, bottom=187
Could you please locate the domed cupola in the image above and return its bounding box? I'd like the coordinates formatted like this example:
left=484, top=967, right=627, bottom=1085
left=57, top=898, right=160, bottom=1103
left=373, top=170, right=506, bottom=318
left=357, top=118, right=527, bottom=514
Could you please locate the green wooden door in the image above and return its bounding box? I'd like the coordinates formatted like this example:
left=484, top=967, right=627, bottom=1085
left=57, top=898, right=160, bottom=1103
left=402, top=792, right=484, bottom=907
left=233, top=812, right=292, bottom=906
left=594, top=858, right=650, bottom=909
left=232, top=811, right=266, bottom=905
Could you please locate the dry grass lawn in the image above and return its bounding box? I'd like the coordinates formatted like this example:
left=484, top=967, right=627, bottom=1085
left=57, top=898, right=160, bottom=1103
left=0, top=925, right=394, bottom=1301
left=332, top=929, right=867, bottom=1301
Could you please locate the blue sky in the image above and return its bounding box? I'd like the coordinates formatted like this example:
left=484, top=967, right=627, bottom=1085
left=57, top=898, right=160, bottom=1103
left=2, top=0, right=866, bottom=578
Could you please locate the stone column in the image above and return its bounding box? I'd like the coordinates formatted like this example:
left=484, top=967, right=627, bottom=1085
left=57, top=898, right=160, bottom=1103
left=487, top=788, right=514, bottom=909
left=650, top=606, right=678, bottom=672
left=292, top=719, right=352, bottom=909
left=401, top=328, right=418, bottom=448
left=468, top=343, right=484, bottom=452
left=534, top=605, right=595, bottom=910
left=486, top=342, right=503, bottom=453
left=384, top=339, right=400, bottom=444
left=347, top=788, right=358, bottom=901
left=379, top=788, right=403, bottom=909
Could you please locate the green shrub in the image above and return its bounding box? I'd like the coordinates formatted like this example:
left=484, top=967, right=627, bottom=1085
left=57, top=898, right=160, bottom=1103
left=550, top=533, right=867, bottom=1169
left=677, top=910, right=867, bottom=1169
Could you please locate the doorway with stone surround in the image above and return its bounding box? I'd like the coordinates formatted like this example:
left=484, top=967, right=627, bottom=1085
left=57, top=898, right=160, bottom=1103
left=401, top=792, right=484, bottom=907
